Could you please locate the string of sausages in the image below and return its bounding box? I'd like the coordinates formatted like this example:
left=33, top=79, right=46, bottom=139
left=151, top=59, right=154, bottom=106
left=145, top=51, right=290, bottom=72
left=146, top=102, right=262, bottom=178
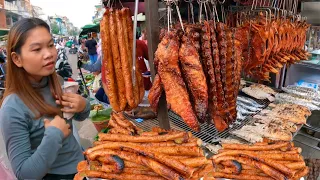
left=100, top=8, right=144, bottom=112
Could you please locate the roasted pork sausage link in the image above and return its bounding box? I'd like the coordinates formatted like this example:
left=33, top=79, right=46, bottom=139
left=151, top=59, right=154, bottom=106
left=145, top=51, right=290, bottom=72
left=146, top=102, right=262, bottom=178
left=101, top=9, right=120, bottom=111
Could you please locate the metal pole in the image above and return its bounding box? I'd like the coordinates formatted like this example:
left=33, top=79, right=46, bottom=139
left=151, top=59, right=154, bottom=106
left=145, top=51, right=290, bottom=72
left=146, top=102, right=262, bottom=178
left=145, top=0, right=170, bottom=130
left=145, top=0, right=159, bottom=80
left=132, top=0, right=139, bottom=85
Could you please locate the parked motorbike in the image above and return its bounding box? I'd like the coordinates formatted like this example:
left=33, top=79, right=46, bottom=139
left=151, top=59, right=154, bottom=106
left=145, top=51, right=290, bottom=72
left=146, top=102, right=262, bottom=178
left=55, top=48, right=73, bottom=79
left=69, top=44, right=78, bottom=54
left=78, top=48, right=89, bottom=62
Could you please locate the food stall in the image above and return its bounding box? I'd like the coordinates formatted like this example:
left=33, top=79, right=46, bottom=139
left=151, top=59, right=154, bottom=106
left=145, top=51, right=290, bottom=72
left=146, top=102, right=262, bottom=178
left=75, top=0, right=320, bottom=179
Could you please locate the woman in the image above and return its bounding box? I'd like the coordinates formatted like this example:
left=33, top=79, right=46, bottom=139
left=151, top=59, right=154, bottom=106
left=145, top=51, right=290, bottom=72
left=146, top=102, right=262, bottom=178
left=0, top=18, right=90, bottom=180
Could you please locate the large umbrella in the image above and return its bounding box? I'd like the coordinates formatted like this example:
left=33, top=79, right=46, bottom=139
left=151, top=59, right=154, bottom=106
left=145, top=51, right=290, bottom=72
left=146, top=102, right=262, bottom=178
left=79, top=23, right=100, bottom=37
left=0, top=29, right=9, bottom=36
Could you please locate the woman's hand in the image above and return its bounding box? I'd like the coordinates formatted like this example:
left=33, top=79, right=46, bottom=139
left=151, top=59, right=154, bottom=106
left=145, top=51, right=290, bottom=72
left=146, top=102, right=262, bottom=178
left=44, top=116, right=71, bottom=138
left=56, top=93, right=87, bottom=113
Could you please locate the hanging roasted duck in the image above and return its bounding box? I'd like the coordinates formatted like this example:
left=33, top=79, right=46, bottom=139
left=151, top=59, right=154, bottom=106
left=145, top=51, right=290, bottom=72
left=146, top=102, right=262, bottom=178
left=236, top=12, right=311, bottom=81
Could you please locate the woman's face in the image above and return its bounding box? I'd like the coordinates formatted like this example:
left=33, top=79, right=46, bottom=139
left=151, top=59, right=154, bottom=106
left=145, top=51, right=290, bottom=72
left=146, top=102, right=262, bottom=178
left=13, top=27, right=57, bottom=82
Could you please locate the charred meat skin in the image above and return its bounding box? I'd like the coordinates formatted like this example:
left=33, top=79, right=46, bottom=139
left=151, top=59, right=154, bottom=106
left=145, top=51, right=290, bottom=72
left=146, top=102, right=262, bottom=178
left=216, top=22, right=233, bottom=125
left=200, top=21, right=218, bottom=125
left=225, top=26, right=237, bottom=122
left=209, top=21, right=228, bottom=131
left=148, top=74, right=163, bottom=113
left=155, top=31, right=200, bottom=132
left=179, top=35, right=208, bottom=123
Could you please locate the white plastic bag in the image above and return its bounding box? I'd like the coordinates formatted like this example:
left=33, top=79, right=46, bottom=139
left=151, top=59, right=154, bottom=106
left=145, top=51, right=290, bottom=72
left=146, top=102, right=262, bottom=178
left=0, top=135, right=16, bottom=180
left=62, top=81, right=79, bottom=119
left=92, top=73, right=101, bottom=92
left=0, top=156, right=16, bottom=180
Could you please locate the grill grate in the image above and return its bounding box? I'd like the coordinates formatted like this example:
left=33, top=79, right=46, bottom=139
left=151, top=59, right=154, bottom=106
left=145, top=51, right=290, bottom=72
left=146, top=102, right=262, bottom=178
left=125, top=96, right=271, bottom=143
left=124, top=81, right=274, bottom=143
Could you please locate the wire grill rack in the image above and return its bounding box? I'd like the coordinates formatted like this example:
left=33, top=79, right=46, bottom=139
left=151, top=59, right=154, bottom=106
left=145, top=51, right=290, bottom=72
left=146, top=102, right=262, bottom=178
left=125, top=94, right=272, bottom=144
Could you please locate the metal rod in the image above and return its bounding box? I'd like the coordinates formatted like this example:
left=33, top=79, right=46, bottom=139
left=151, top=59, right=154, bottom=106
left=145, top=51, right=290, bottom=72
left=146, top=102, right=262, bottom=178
left=279, top=64, right=286, bottom=89
left=132, top=0, right=139, bottom=85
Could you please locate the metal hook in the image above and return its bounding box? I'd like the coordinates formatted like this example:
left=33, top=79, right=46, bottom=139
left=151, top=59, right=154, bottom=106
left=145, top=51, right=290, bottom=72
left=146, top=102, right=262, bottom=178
left=198, top=0, right=203, bottom=23
left=118, top=0, right=124, bottom=8
left=204, top=1, right=209, bottom=21
left=132, top=0, right=139, bottom=86
left=251, top=0, right=255, bottom=11
left=218, top=0, right=225, bottom=23
left=185, top=0, right=195, bottom=23
left=163, top=0, right=174, bottom=31
left=173, top=1, right=185, bottom=32
left=167, top=5, right=170, bottom=31
left=191, top=2, right=195, bottom=24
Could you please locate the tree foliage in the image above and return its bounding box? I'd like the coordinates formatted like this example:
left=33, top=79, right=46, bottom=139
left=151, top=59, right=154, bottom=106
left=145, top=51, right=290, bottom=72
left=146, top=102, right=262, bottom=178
left=68, top=27, right=79, bottom=36
left=50, top=22, right=60, bottom=35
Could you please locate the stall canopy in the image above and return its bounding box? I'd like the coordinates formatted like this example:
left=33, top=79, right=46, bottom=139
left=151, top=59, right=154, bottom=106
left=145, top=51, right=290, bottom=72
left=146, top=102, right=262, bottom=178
left=0, top=29, right=9, bottom=36
left=79, top=23, right=100, bottom=37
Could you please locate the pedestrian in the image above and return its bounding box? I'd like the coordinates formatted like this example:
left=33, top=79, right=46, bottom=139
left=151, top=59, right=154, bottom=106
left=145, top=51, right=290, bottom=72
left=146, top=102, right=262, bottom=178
left=139, top=29, right=148, bottom=45
left=0, top=47, right=6, bottom=60
left=136, top=39, right=152, bottom=90
left=0, top=18, right=90, bottom=180
left=78, top=39, right=152, bottom=91
left=85, top=33, right=98, bottom=64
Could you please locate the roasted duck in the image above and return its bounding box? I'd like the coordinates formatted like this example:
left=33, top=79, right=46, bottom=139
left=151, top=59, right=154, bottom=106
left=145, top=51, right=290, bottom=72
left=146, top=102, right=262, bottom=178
left=237, top=14, right=311, bottom=81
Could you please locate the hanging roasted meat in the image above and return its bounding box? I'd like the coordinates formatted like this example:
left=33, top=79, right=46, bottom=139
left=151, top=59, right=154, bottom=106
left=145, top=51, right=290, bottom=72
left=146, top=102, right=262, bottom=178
left=200, top=21, right=218, bottom=125
left=109, top=9, right=127, bottom=111
left=216, top=22, right=233, bottom=124
left=234, top=28, right=244, bottom=103
left=225, top=26, right=237, bottom=122
left=185, top=25, right=201, bottom=53
left=237, top=14, right=311, bottom=81
left=209, top=21, right=228, bottom=131
left=148, top=74, right=163, bottom=113
left=155, top=30, right=200, bottom=132
left=179, top=34, right=208, bottom=123
left=101, top=9, right=120, bottom=112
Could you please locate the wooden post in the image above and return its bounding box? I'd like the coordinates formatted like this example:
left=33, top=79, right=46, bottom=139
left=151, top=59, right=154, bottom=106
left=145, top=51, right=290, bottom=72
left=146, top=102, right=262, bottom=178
left=145, top=0, right=170, bottom=130
left=145, top=0, right=159, bottom=80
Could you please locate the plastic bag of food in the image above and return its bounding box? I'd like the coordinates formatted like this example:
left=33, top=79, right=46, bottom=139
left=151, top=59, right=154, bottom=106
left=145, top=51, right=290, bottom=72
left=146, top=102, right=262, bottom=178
left=62, top=81, right=79, bottom=119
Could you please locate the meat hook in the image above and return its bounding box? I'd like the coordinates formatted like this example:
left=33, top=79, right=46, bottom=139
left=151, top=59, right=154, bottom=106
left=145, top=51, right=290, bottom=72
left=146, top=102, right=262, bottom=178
left=185, top=0, right=195, bottom=24
left=132, top=0, right=139, bottom=85
left=173, top=0, right=185, bottom=32
left=211, top=0, right=220, bottom=23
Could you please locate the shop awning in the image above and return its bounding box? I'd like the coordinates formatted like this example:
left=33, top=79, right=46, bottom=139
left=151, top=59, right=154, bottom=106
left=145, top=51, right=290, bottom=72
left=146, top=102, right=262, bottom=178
left=79, top=23, right=100, bottom=37
left=81, top=24, right=99, bottom=30
left=0, top=29, right=9, bottom=36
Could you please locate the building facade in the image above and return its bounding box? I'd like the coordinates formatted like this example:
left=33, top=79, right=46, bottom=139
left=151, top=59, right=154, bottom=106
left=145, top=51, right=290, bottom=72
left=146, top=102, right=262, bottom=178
left=49, top=15, right=77, bottom=36
left=0, top=0, right=32, bottom=29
